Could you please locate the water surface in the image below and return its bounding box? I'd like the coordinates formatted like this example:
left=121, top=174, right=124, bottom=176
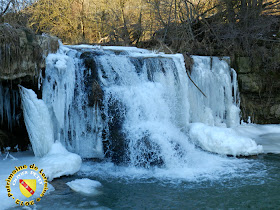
left=34, top=154, right=280, bottom=209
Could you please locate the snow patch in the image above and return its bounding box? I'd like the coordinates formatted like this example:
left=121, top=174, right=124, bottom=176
left=39, top=141, right=82, bottom=181
left=189, top=123, right=263, bottom=156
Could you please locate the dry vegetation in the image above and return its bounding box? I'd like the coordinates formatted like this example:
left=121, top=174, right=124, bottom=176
left=1, top=0, right=280, bottom=69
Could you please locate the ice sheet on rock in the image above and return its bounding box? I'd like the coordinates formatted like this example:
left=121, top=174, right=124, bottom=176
left=39, top=141, right=82, bottom=181
left=43, top=47, right=104, bottom=158
left=43, top=53, right=76, bottom=138
left=255, top=133, right=280, bottom=154
left=66, top=178, right=102, bottom=196
left=19, top=86, right=54, bottom=157
left=189, top=56, right=240, bottom=127
left=235, top=124, right=280, bottom=139
left=189, top=123, right=263, bottom=156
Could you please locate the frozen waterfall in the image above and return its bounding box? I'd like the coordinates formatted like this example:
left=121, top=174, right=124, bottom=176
left=20, top=44, right=262, bottom=163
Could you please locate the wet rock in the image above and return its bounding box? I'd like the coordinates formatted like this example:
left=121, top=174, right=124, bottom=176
left=270, top=105, right=280, bottom=118
left=80, top=52, right=103, bottom=107
left=238, top=74, right=261, bottom=93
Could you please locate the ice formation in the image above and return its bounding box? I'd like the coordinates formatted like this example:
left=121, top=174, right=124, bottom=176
left=188, top=56, right=240, bottom=127
left=20, top=44, right=263, bottom=168
left=189, top=123, right=262, bottom=156
left=19, top=85, right=82, bottom=180
left=43, top=46, right=104, bottom=158
left=66, top=178, right=102, bottom=196
left=39, top=141, right=82, bottom=181
left=19, top=86, right=54, bottom=157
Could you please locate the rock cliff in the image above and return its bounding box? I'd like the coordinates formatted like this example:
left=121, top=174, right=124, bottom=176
left=0, top=24, right=59, bottom=80
left=0, top=24, right=59, bottom=151
left=235, top=56, right=280, bottom=124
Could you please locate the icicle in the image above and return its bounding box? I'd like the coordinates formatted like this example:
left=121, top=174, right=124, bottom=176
left=19, top=85, right=54, bottom=157
left=21, top=44, right=261, bottom=161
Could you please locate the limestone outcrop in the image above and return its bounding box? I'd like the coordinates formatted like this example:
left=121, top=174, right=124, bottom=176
left=0, top=24, right=59, bottom=80
left=235, top=56, right=280, bottom=124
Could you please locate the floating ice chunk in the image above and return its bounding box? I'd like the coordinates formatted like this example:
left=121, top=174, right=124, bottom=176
left=39, top=141, right=82, bottom=181
left=19, top=86, right=54, bottom=157
left=189, top=123, right=263, bottom=156
left=66, top=178, right=102, bottom=196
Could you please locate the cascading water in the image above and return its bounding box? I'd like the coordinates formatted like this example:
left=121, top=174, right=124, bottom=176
left=20, top=44, right=262, bottom=172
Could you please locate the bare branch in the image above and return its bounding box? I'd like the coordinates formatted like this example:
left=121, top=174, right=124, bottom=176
left=0, top=0, right=13, bottom=18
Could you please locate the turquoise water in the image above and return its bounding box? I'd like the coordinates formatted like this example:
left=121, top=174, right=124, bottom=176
left=29, top=154, right=280, bottom=209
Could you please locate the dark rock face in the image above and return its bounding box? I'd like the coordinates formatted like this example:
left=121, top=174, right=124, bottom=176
left=0, top=24, right=59, bottom=151
left=103, top=100, right=127, bottom=164
left=80, top=52, right=104, bottom=107
left=235, top=56, right=280, bottom=124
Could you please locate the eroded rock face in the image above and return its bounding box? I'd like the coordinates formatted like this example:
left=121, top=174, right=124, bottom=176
left=0, top=24, right=59, bottom=80
left=235, top=56, right=280, bottom=124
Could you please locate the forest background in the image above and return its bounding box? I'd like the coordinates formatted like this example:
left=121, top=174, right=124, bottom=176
left=1, top=0, right=280, bottom=68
